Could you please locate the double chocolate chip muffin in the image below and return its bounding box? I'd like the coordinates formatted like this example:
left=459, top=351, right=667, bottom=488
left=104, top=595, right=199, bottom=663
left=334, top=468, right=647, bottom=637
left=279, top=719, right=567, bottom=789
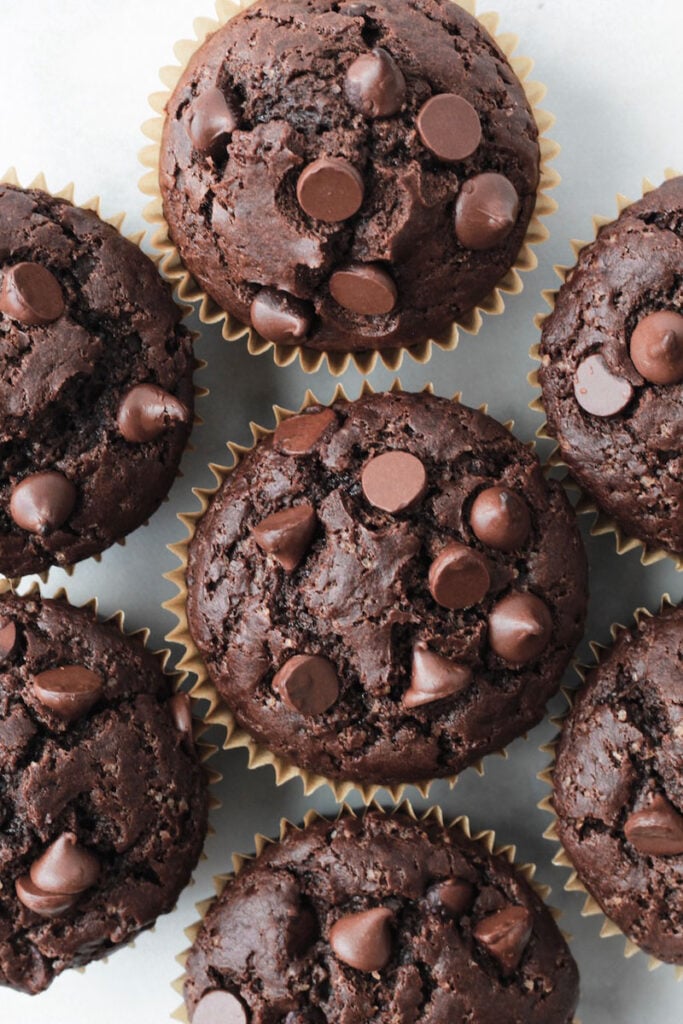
left=0, top=591, right=208, bottom=994
left=184, top=811, right=579, bottom=1024
left=553, top=603, right=683, bottom=966
left=186, top=391, right=587, bottom=786
left=0, top=184, right=194, bottom=578
left=160, top=0, right=541, bottom=355
left=539, top=176, right=683, bottom=560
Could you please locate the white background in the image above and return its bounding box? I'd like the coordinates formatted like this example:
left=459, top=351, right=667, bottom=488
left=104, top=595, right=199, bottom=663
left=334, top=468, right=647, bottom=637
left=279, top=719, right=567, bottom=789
left=1, top=1, right=682, bottom=1021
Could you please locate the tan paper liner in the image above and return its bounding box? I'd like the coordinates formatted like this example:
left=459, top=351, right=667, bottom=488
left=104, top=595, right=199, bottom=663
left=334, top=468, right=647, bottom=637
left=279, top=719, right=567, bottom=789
left=0, top=575, right=221, bottom=977
left=170, top=799, right=579, bottom=1024
left=528, top=167, right=683, bottom=573
left=164, top=377, right=542, bottom=804
left=538, top=593, right=683, bottom=981
left=139, top=0, right=560, bottom=377
left=0, top=167, right=206, bottom=590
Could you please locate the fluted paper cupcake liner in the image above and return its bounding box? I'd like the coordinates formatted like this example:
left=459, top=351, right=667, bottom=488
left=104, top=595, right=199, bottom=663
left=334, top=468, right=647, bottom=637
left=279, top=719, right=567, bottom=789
left=538, top=593, right=683, bottom=981
left=139, top=0, right=559, bottom=377
left=528, top=168, right=682, bottom=572
left=0, top=167, right=205, bottom=589
left=170, top=799, right=579, bottom=1023
left=164, top=377, right=540, bottom=804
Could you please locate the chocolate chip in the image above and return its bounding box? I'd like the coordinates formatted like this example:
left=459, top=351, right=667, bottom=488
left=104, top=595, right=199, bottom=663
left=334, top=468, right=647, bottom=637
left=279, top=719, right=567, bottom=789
left=329, top=263, right=397, bottom=316
left=630, top=310, right=683, bottom=385
left=192, top=991, right=248, bottom=1024
left=252, top=504, right=317, bottom=572
left=274, top=409, right=338, bottom=455
left=188, top=86, right=239, bottom=159
left=428, top=542, right=490, bottom=610
left=0, top=620, right=17, bottom=661
left=15, top=876, right=78, bottom=919
left=0, top=262, right=65, bottom=325
left=488, top=592, right=552, bottom=665
left=296, top=157, right=365, bottom=222
left=30, top=832, right=100, bottom=895
left=169, top=693, right=194, bottom=749
left=344, top=47, right=406, bottom=118
left=573, top=353, right=634, bottom=417
left=272, top=654, right=339, bottom=716
left=416, top=93, right=481, bottom=163
left=9, top=471, right=77, bottom=535
left=473, top=905, right=533, bottom=975
left=117, top=383, right=190, bottom=443
left=250, top=288, right=312, bottom=345
left=624, top=794, right=683, bottom=856
left=361, top=451, right=427, bottom=513
left=403, top=642, right=472, bottom=709
left=32, top=665, right=103, bottom=722
left=329, top=907, right=393, bottom=972
left=427, top=879, right=474, bottom=918
left=470, top=486, right=531, bottom=552
left=455, top=173, right=520, bottom=251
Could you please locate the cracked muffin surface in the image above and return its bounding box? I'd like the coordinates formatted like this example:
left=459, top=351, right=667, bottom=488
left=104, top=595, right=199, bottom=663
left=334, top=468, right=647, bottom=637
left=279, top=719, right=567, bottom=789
left=0, top=593, right=207, bottom=994
left=160, top=0, right=540, bottom=354
left=184, top=811, right=579, bottom=1024
left=186, top=391, right=587, bottom=786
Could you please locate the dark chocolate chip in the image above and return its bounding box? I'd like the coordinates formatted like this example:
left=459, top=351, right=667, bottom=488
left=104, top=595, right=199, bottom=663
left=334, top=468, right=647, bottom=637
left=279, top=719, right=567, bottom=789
left=630, top=310, right=683, bottom=385
left=488, top=592, right=552, bottom=665
left=624, top=794, right=683, bottom=856
left=252, top=504, right=317, bottom=572
left=32, top=665, right=103, bottom=722
left=403, top=642, right=472, bottom=708
left=474, top=905, right=533, bottom=975
left=9, top=471, right=77, bottom=535
left=455, top=173, right=520, bottom=251
left=30, top=833, right=100, bottom=895
left=361, top=451, right=427, bottom=513
left=192, top=991, right=248, bottom=1024
left=15, top=876, right=78, bottom=919
left=428, top=542, right=490, bottom=610
left=117, top=383, right=190, bottom=443
left=169, top=693, right=194, bottom=749
left=250, top=288, right=312, bottom=345
left=416, top=93, right=482, bottom=162
left=272, top=654, right=339, bottom=716
left=329, top=907, right=393, bottom=972
left=344, top=47, right=406, bottom=118
left=470, top=486, right=531, bottom=551
left=0, top=262, right=65, bottom=325
left=573, top=353, right=634, bottom=417
left=427, top=879, right=474, bottom=918
left=274, top=409, right=337, bottom=455
left=296, top=158, right=365, bottom=222
left=188, top=86, right=239, bottom=159
left=329, top=263, right=397, bottom=316
left=0, top=619, right=17, bottom=661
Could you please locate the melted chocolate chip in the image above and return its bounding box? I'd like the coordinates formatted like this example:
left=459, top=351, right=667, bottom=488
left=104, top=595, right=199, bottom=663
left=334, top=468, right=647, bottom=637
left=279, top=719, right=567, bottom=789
left=272, top=654, right=339, bottom=716
left=188, top=86, right=239, bottom=159
left=428, top=542, right=490, bottom=610
left=0, top=262, right=65, bottom=325
left=403, top=643, right=472, bottom=708
left=117, top=384, right=190, bottom=443
left=32, top=665, right=104, bottom=722
left=274, top=409, right=338, bottom=455
left=0, top=620, right=18, bottom=661
left=329, top=907, right=394, bottom=972
left=329, top=263, right=397, bottom=316
left=470, top=486, right=531, bottom=552
left=15, top=876, right=78, bottom=919
left=9, top=471, right=77, bottom=535
left=624, top=794, right=683, bottom=856
left=344, top=48, right=406, bottom=118
left=30, top=833, right=100, bottom=895
left=250, top=288, right=312, bottom=345
left=169, top=692, right=194, bottom=749
left=427, top=878, right=474, bottom=918
left=629, top=310, right=683, bottom=385
left=474, top=905, right=533, bottom=975
left=252, top=504, right=317, bottom=572
left=455, top=173, right=520, bottom=251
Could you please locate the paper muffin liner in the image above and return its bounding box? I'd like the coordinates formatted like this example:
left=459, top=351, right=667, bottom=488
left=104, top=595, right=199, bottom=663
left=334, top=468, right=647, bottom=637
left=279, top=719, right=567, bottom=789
left=0, top=167, right=206, bottom=590
left=139, top=0, right=559, bottom=377
left=538, top=593, right=683, bottom=981
left=528, top=167, right=683, bottom=572
left=164, top=377, right=549, bottom=804
left=170, top=799, right=579, bottom=1024
left=0, top=575, right=222, bottom=977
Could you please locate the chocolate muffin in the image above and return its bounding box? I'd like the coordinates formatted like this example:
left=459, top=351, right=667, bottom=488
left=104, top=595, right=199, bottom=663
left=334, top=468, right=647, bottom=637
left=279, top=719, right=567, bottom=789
left=553, top=603, right=683, bottom=966
left=538, top=176, right=683, bottom=560
left=0, top=184, right=194, bottom=578
left=184, top=811, right=579, bottom=1024
left=160, top=0, right=541, bottom=355
left=186, top=391, right=587, bottom=786
left=0, top=591, right=208, bottom=994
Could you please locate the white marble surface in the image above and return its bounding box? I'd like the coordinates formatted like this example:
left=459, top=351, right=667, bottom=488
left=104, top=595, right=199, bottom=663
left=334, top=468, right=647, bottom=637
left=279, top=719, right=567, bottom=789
left=0, top=1, right=682, bottom=1021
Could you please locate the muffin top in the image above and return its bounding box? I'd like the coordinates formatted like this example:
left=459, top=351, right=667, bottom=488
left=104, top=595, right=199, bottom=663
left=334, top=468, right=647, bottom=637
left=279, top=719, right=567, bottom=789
left=0, top=592, right=207, bottom=994
left=184, top=811, right=579, bottom=1024
left=187, top=391, right=587, bottom=786
left=553, top=603, right=683, bottom=965
left=539, top=175, right=683, bottom=558
left=0, top=184, right=194, bottom=578
left=160, top=0, right=540, bottom=355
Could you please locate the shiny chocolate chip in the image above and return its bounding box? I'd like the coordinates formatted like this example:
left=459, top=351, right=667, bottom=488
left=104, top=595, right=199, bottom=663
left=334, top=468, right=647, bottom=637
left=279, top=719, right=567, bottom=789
left=473, top=905, right=533, bottom=975
left=455, top=173, right=520, bottom=251
left=272, top=654, right=340, bottom=716
left=428, top=542, right=490, bottom=610
left=573, top=354, right=634, bottom=417
left=274, top=410, right=337, bottom=455
left=188, top=86, right=239, bottom=159
left=624, top=794, right=683, bottom=856
left=0, top=262, right=65, bottom=325
left=329, top=263, right=397, bottom=316
left=32, top=665, right=103, bottom=722
left=488, top=592, right=552, bottom=665
left=329, top=907, right=393, bottom=972
left=403, top=643, right=472, bottom=709
left=630, top=310, right=683, bottom=385
left=344, top=48, right=406, bottom=118
left=416, top=93, right=481, bottom=162
left=250, top=288, right=312, bottom=345
left=30, top=833, right=100, bottom=895
left=470, top=486, right=531, bottom=552
left=117, top=384, right=190, bottom=443
left=10, top=471, right=77, bottom=535
left=297, top=158, right=365, bottom=222
left=252, top=504, right=317, bottom=572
